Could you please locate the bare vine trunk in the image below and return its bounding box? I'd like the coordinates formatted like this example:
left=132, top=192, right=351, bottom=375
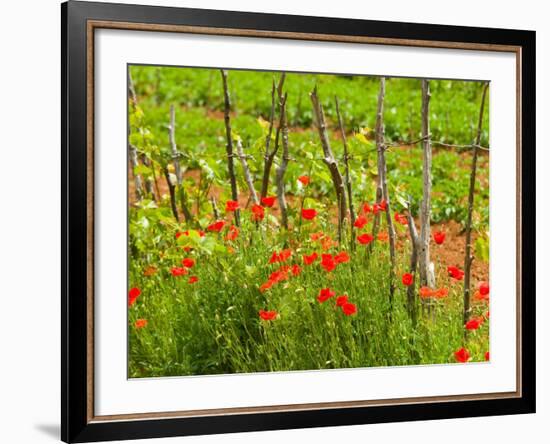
left=372, top=78, right=397, bottom=304
left=168, top=105, right=193, bottom=223
left=220, top=70, right=240, bottom=226
left=260, top=74, right=286, bottom=199
left=128, top=73, right=144, bottom=202
left=129, top=144, right=144, bottom=202
left=210, top=196, right=220, bottom=220
left=310, top=87, right=346, bottom=244
left=463, top=82, right=489, bottom=326
left=163, top=166, right=179, bottom=222
left=335, top=96, right=356, bottom=250
left=140, top=153, right=155, bottom=200
left=276, top=93, right=290, bottom=229
left=419, top=79, right=435, bottom=290
left=235, top=138, right=259, bottom=205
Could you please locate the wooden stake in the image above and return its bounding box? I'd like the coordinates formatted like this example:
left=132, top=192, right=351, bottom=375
left=419, top=79, right=435, bottom=289
left=370, top=78, right=386, bottom=254
left=220, top=69, right=241, bottom=227
left=463, top=82, right=489, bottom=326
left=276, top=93, right=290, bottom=229
left=335, top=96, right=356, bottom=251
left=369, top=78, right=396, bottom=305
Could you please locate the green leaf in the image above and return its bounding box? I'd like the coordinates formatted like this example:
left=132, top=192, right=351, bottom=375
left=354, top=132, right=372, bottom=146
left=475, top=234, right=489, bottom=262
left=134, top=164, right=152, bottom=177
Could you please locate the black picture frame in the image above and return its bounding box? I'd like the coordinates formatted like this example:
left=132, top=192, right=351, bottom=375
left=62, top=1, right=536, bottom=442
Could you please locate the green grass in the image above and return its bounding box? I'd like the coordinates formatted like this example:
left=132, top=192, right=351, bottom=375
left=129, top=209, right=489, bottom=377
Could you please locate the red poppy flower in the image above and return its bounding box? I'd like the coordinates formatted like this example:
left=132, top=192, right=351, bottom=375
left=317, top=288, right=336, bottom=303
left=182, top=258, right=195, bottom=268
left=175, top=231, right=185, bottom=239
left=479, top=281, right=490, bottom=296
left=259, top=280, right=274, bottom=292
left=474, top=289, right=489, bottom=302
left=171, top=266, right=187, bottom=277
left=485, top=351, right=490, bottom=361
left=320, top=254, right=336, bottom=272
left=261, top=196, right=277, bottom=207
left=207, top=220, right=226, bottom=232
left=447, top=265, right=465, bottom=280
left=354, top=215, right=368, bottom=229
left=280, top=249, right=292, bottom=262
left=269, top=249, right=292, bottom=264
left=225, top=225, right=239, bottom=241
left=433, top=230, right=446, bottom=245
left=303, top=252, right=318, bottom=265
left=434, top=288, right=449, bottom=298
left=128, top=287, right=141, bottom=306
left=143, top=265, right=157, bottom=277
left=361, top=203, right=372, bottom=214
left=454, top=347, right=471, bottom=363
left=419, top=286, right=433, bottom=298
left=342, top=302, right=357, bottom=316
left=269, top=269, right=289, bottom=284
left=321, top=236, right=335, bottom=250
left=379, top=199, right=387, bottom=211
left=377, top=231, right=389, bottom=242
left=251, top=204, right=265, bottom=221
left=336, top=295, right=348, bottom=307
left=188, top=276, right=199, bottom=284
left=465, top=316, right=484, bottom=330
left=134, top=319, right=148, bottom=329
left=301, top=208, right=317, bottom=220
left=357, top=233, right=374, bottom=245
left=298, top=175, right=310, bottom=185
left=402, top=273, right=414, bottom=286
left=310, top=232, right=325, bottom=241
left=394, top=212, right=408, bottom=225
left=334, top=251, right=350, bottom=264
left=225, top=200, right=239, bottom=212
left=259, top=309, right=278, bottom=321
left=291, top=264, right=302, bottom=276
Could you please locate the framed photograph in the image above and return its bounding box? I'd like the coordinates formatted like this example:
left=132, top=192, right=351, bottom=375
left=62, top=1, right=535, bottom=442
